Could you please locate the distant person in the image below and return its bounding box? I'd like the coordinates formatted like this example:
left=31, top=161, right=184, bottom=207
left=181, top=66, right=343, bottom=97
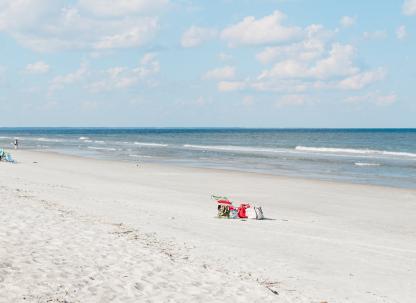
left=13, top=139, right=18, bottom=150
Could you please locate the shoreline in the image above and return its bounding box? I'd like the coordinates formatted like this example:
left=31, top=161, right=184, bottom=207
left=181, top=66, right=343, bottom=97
left=1, top=149, right=416, bottom=302
left=11, top=148, right=416, bottom=193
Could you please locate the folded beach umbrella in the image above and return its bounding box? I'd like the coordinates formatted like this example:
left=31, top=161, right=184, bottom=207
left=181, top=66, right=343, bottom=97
left=211, top=195, right=228, bottom=201
left=211, top=195, right=232, bottom=205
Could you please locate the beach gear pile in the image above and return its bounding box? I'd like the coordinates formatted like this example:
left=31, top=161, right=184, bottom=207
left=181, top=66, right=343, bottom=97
left=0, top=148, right=15, bottom=163
left=212, top=195, right=264, bottom=220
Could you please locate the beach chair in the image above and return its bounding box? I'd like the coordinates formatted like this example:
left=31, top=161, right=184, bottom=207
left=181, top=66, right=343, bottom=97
left=212, top=195, right=233, bottom=218
left=0, top=148, right=15, bottom=163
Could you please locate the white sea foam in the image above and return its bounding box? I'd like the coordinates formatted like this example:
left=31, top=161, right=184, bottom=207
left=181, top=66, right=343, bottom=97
left=88, top=146, right=117, bottom=151
left=183, top=144, right=286, bottom=154
left=354, top=162, right=381, bottom=167
left=183, top=144, right=416, bottom=160
left=129, top=154, right=153, bottom=158
left=94, top=140, right=105, bottom=144
left=36, top=137, right=64, bottom=143
left=79, top=136, right=89, bottom=140
left=295, top=146, right=416, bottom=158
left=134, top=142, right=168, bottom=147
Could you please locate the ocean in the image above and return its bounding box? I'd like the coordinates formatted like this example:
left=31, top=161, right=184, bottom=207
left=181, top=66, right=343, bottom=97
left=1, top=128, right=415, bottom=189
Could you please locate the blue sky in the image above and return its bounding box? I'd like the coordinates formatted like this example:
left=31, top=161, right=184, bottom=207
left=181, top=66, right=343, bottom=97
left=0, top=0, right=415, bottom=127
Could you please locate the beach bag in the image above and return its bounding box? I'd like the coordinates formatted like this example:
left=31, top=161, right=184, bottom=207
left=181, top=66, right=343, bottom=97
left=237, top=204, right=250, bottom=219
left=217, top=205, right=230, bottom=218
left=254, top=206, right=264, bottom=220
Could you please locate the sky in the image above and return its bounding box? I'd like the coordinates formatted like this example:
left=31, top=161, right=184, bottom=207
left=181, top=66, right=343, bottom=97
left=0, top=0, right=415, bottom=127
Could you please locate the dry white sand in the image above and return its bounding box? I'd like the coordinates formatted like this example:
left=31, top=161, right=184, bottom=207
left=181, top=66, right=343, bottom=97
left=1, top=150, right=416, bottom=302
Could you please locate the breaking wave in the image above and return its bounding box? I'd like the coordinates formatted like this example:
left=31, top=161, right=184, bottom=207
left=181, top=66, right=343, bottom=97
left=354, top=162, right=381, bottom=167
left=295, top=146, right=416, bottom=158
left=183, top=144, right=286, bottom=153
left=129, top=154, right=153, bottom=158
left=87, top=146, right=117, bottom=151
left=36, top=137, right=65, bottom=143
left=134, top=142, right=168, bottom=147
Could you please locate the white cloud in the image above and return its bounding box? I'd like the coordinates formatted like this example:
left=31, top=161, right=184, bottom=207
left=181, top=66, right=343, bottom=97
left=344, top=92, right=397, bottom=106
left=256, top=47, right=283, bottom=64
left=181, top=26, right=217, bottom=48
left=338, top=68, right=386, bottom=90
left=203, top=66, right=235, bottom=80
left=220, top=10, right=302, bottom=46
left=0, top=0, right=59, bottom=31
left=258, top=43, right=358, bottom=80
left=222, top=18, right=385, bottom=95
left=253, top=67, right=385, bottom=93
left=49, top=54, right=160, bottom=94
left=258, top=60, right=308, bottom=79
left=25, top=61, right=50, bottom=74
left=363, top=30, right=387, bottom=40
left=396, top=25, right=407, bottom=40
left=135, top=53, right=160, bottom=78
left=49, top=64, right=88, bottom=93
left=78, top=0, right=169, bottom=17
left=309, top=43, right=358, bottom=79
left=403, top=0, right=416, bottom=15
left=234, top=49, right=385, bottom=94
left=0, top=1, right=162, bottom=52
left=88, top=53, right=160, bottom=92
left=256, top=24, right=331, bottom=64
left=340, top=16, right=356, bottom=28
left=93, top=18, right=158, bottom=50
left=254, top=24, right=380, bottom=93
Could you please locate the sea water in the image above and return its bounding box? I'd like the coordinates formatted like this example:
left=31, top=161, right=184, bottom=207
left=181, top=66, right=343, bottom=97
left=0, top=128, right=415, bottom=189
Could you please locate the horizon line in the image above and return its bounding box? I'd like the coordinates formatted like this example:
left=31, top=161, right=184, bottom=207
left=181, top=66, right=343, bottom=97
left=0, top=127, right=415, bottom=130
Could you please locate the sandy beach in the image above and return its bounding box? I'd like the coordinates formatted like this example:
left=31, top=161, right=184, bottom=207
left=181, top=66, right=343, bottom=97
left=1, top=150, right=416, bottom=303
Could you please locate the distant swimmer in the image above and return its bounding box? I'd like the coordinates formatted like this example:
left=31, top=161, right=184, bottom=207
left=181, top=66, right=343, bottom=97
left=13, top=139, right=18, bottom=150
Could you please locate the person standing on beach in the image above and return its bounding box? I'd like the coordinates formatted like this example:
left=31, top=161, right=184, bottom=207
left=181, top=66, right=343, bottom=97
left=13, top=139, right=18, bottom=150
